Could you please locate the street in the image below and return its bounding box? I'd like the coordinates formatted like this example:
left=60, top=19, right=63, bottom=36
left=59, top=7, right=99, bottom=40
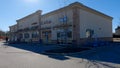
left=0, top=41, right=120, bottom=68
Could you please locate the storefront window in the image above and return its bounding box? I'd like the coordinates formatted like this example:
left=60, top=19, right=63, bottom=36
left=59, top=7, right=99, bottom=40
left=57, top=32, right=60, bottom=38
left=32, top=32, right=38, bottom=38
left=24, top=33, right=29, bottom=38
left=57, top=31, right=72, bottom=38
left=19, top=34, right=23, bottom=38
left=59, top=16, right=68, bottom=23
left=67, top=31, right=72, bottom=38
left=86, top=29, right=94, bottom=38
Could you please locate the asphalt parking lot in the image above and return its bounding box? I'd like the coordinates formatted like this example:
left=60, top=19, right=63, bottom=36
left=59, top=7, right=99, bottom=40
left=0, top=41, right=120, bottom=68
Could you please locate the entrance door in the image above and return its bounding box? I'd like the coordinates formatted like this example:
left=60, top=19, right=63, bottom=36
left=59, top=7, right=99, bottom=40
left=57, top=32, right=67, bottom=44
left=45, top=32, right=49, bottom=43
left=42, top=31, right=51, bottom=43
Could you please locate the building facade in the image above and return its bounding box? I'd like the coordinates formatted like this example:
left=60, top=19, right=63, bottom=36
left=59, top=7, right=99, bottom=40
left=9, top=24, right=18, bottom=41
left=115, top=26, right=120, bottom=35
left=16, top=10, right=41, bottom=43
left=9, top=2, right=113, bottom=44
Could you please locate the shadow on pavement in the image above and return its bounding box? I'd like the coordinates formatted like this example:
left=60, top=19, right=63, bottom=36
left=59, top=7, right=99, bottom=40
left=4, top=43, right=69, bottom=60
left=4, top=42, right=120, bottom=65
left=67, top=43, right=120, bottom=65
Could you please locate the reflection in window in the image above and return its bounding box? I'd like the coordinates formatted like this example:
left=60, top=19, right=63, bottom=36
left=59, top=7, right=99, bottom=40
left=67, top=31, right=72, bottom=38
left=24, top=33, right=30, bottom=38
left=32, top=32, right=38, bottom=38
left=57, top=31, right=72, bottom=38
left=57, top=32, right=60, bottom=38
left=59, top=16, right=68, bottom=23
left=19, top=34, right=23, bottom=38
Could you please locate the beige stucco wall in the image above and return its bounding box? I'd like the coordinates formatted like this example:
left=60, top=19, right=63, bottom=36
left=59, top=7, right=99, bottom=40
left=41, top=8, right=73, bottom=28
left=17, top=10, right=41, bottom=30
left=79, top=9, right=112, bottom=38
left=41, top=8, right=73, bottom=40
left=9, top=24, right=18, bottom=41
left=15, top=10, right=41, bottom=42
left=9, top=24, right=18, bottom=32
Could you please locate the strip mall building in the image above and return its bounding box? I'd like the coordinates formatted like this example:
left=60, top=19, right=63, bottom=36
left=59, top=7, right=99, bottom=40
left=9, top=2, right=113, bottom=45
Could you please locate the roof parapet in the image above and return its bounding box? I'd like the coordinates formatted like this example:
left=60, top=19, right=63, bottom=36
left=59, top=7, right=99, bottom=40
left=16, top=10, right=42, bottom=22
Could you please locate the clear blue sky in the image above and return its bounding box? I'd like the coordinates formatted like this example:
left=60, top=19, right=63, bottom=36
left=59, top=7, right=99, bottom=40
left=0, top=0, right=119, bottom=32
